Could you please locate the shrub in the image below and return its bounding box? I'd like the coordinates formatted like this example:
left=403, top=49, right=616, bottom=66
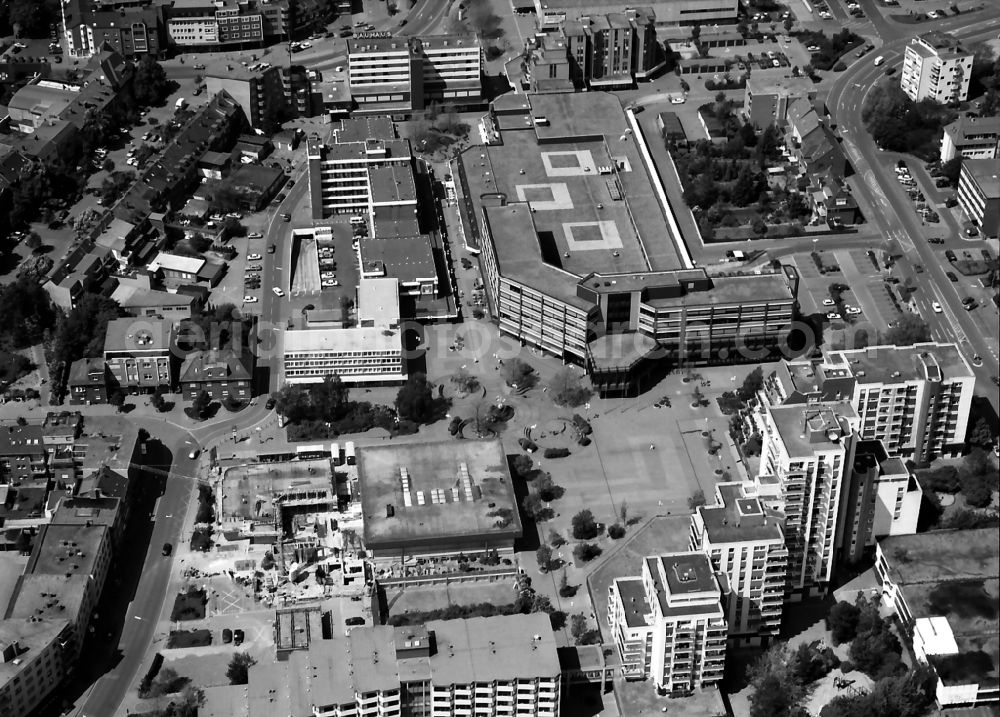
left=833, top=61, right=847, bottom=72
left=607, top=523, right=626, bottom=539
left=826, top=600, right=861, bottom=645
left=840, top=660, right=854, bottom=674
left=543, top=447, right=570, bottom=459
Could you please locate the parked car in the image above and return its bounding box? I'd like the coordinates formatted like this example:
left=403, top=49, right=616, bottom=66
left=273, top=287, right=285, bottom=296
left=345, top=617, right=365, bottom=626
left=268, top=244, right=276, bottom=254
left=247, top=264, right=262, bottom=271
left=826, top=312, right=840, bottom=320
left=243, top=295, right=258, bottom=303
left=946, top=271, right=958, bottom=282
left=233, top=629, right=244, bottom=646
left=247, top=252, right=262, bottom=260
left=223, top=629, right=232, bottom=643
left=822, top=298, right=836, bottom=306
left=188, top=449, right=200, bottom=459
left=162, top=543, right=172, bottom=556
left=932, top=301, right=943, bottom=313
left=266, top=397, right=276, bottom=410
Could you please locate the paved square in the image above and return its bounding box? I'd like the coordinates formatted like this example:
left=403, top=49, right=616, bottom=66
left=564, top=221, right=623, bottom=251
left=541, top=149, right=597, bottom=177
left=515, top=183, right=573, bottom=211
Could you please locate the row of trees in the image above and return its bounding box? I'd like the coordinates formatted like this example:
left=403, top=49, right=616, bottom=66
left=862, top=83, right=958, bottom=160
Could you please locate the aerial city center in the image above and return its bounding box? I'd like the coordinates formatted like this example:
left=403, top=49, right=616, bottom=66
left=0, top=0, right=997, bottom=716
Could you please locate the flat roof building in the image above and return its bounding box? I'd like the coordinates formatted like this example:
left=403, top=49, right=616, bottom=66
left=463, top=93, right=797, bottom=395
left=958, top=158, right=1000, bottom=238
left=608, top=552, right=727, bottom=692
left=357, top=439, right=522, bottom=563
left=875, top=529, right=1000, bottom=708
left=940, top=115, right=1000, bottom=162
left=359, top=234, right=438, bottom=296
left=534, top=0, right=738, bottom=27
left=690, top=483, right=787, bottom=645
left=0, top=618, right=73, bottom=717
left=283, top=278, right=405, bottom=385
left=901, top=31, right=973, bottom=104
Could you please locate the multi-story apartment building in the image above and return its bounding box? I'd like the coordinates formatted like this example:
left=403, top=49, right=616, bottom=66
left=0, top=618, right=73, bottom=717
left=957, top=158, right=1000, bottom=238
left=824, top=344, right=974, bottom=460
left=348, top=33, right=482, bottom=114
left=6, top=523, right=113, bottom=658
left=283, top=278, right=405, bottom=385
left=560, top=9, right=660, bottom=88
left=307, top=117, right=414, bottom=219
left=179, top=349, right=254, bottom=401
left=744, top=72, right=815, bottom=129
left=608, top=552, right=727, bottom=692
left=103, top=317, right=176, bottom=393
left=166, top=0, right=284, bottom=47
left=754, top=401, right=858, bottom=597
left=940, top=115, right=1000, bottom=162
left=690, top=483, right=787, bottom=646
left=62, top=0, right=166, bottom=58
left=837, top=440, right=922, bottom=565
left=901, top=31, right=973, bottom=104
left=205, top=61, right=311, bottom=132
left=261, top=613, right=560, bottom=716
left=764, top=343, right=975, bottom=461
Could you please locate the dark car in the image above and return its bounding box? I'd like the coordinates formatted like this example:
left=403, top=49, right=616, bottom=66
left=233, top=629, right=244, bottom=646
left=946, top=271, right=958, bottom=282
left=222, top=629, right=233, bottom=644
left=265, top=397, right=276, bottom=410
left=345, top=617, right=365, bottom=627
left=162, top=542, right=172, bottom=556
left=268, top=244, right=276, bottom=254
left=945, top=250, right=958, bottom=262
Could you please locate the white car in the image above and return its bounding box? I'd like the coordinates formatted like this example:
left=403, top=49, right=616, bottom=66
left=273, top=287, right=285, bottom=297
left=243, top=295, right=258, bottom=303
left=670, top=95, right=685, bottom=104
left=898, top=174, right=912, bottom=182
left=772, top=59, right=781, bottom=67
left=822, top=298, right=836, bottom=306
left=247, top=253, right=262, bottom=261
left=248, top=232, right=263, bottom=239
left=932, top=302, right=943, bottom=313
left=826, top=312, right=841, bottom=320
left=247, top=264, right=262, bottom=271
left=322, top=280, right=340, bottom=287
left=927, top=10, right=939, bottom=18
left=846, top=307, right=862, bottom=315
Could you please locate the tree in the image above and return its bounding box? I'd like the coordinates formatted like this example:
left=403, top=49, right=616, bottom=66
left=558, top=571, right=576, bottom=598
left=862, top=83, right=957, bottom=157
left=548, top=529, right=565, bottom=548
left=607, top=523, right=625, bottom=539
left=133, top=56, right=172, bottom=107
left=885, top=314, right=931, bottom=346
left=752, top=216, right=769, bottom=236
left=8, top=0, right=58, bottom=37
left=748, top=644, right=809, bottom=717
left=226, top=652, right=257, bottom=685
left=783, top=15, right=794, bottom=32
left=501, top=358, right=536, bottom=389
left=151, top=388, right=167, bottom=412
left=826, top=600, right=861, bottom=645
left=536, top=545, right=553, bottom=572
left=940, top=156, right=963, bottom=186
left=522, top=494, right=552, bottom=522
left=756, top=123, right=781, bottom=164
left=959, top=448, right=999, bottom=508
left=573, top=542, right=601, bottom=562
left=511, top=454, right=533, bottom=478
left=732, top=166, right=766, bottom=206
left=450, top=367, right=480, bottom=394
left=738, top=366, right=764, bottom=402
left=52, top=294, right=123, bottom=367
left=571, top=509, right=599, bottom=539
left=0, top=278, right=56, bottom=350
left=688, top=489, right=707, bottom=511
left=804, top=63, right=815, bottom=78
left=547, top=368, right=592, bottom=407
left=272, top=384, right=313, bottom=423
left=619, top=501, right=629, bottom=526
left=967, top=416, right=995, bottom=448
left=536, top=473, right=564, bottom=502
left=25, top=233, right=42, bottom=251
left=312, top=375, right=350, bottom=422
left=108, top=389, right=126, bottom=413
left=100, top=170, right=136, bottom=206
left=395, top=372, right=437, bottom=423
left=191, top=390, right=213, bottom=420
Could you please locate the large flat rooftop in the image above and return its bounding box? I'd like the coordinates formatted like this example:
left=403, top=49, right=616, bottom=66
left=464, top=92, right=684, bottom=290
left=826, top=343, right=972, bottom=386
left=26, top=523, right=108, bottom=578
left=358, top=439, right=522, bottom=549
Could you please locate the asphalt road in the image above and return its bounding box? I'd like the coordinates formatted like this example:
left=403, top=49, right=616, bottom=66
left=827, top=12, right=1000, bottom=407
left=397, top=0, right=453, bottom=37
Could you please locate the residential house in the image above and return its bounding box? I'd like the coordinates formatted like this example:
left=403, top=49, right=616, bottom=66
left=179, top=349, right=254, bottom=401
left=68, top=358, right=110, bottom=405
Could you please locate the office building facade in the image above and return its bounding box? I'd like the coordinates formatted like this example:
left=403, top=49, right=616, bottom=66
left=560, top=9, right=661, bottom=88
left=690, top=483, right=787, bottom=645
left=607, top=553, right=727, bottom=692
left=901, top=31, right=973, bottom=103
left=348, top=33, right=482, bottom=114
left=940, top=116, right=1000, bottom=162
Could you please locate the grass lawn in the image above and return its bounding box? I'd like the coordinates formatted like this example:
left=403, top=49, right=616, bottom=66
left=167, top=629, right=212, bottom=649
left=170, top=588, right=207, bottom=621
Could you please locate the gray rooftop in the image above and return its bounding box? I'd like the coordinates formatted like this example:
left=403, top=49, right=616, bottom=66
left=698, top=483, right=784, bottom=545
left=825, top=343, right=972, bottom=386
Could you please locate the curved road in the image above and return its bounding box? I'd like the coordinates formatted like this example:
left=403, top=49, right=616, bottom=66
left=77, top=131, right=322, bottom=717
left=827, top=11, right=1000, bottom=405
